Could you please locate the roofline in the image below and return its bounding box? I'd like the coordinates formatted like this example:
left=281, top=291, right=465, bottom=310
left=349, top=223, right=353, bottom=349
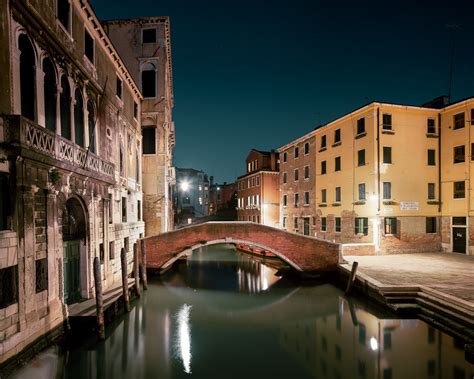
left=101, top=17, right=174, bottom=104
left=277, top=129, right=316, bottom=152
left=81, top=0, right=143, bottom=100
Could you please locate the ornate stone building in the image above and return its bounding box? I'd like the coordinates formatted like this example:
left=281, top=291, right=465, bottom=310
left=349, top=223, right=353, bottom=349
left=103, top=17, right=176, bottom=236
left=0, top=0, right=144, bottom=363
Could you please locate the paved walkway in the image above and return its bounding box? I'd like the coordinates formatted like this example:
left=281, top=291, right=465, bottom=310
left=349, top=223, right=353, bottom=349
left=344, top=253, right=474, bottom=303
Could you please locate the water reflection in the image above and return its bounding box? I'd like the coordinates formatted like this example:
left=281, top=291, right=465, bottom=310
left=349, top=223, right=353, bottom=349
left=10, top=244, right=473, bottom=379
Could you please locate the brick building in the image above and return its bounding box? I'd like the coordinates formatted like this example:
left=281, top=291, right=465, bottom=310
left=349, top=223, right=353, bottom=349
left=278, top=133, right=316, bottom=235
left=279, top=97, right=474, bottom=255
left=209, top=180, right=237, bottom=216
left=103, top=17, right=176, bottom=236
left=236, top=149, right=280, bottom=227
left=0, top=0, right=144, bottom=363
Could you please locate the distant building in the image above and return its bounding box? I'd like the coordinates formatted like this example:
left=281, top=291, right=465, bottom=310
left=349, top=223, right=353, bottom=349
left=278, top=134, right=316, bottom=235
left=175, top=168, right=210, bottom=225
left=103, top=17, right=176, bottom=236
left=0, top=0, right=144, bottom=363
left=236, top=149, right=280, bottom=227
left=209, top=179, right=237, bottom=216
left=278, top=97, right=474, bottom=255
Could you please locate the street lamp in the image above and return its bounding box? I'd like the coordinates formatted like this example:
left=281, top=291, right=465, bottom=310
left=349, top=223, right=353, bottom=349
left=180, top=180, right=190, bottom=192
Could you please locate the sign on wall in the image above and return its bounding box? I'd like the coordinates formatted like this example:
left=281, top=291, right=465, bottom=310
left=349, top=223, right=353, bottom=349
left=400, top=201, right=419, bottom=211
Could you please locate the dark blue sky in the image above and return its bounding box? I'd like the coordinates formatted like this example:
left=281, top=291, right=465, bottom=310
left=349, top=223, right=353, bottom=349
left=91, top=0, right=474, bottom=183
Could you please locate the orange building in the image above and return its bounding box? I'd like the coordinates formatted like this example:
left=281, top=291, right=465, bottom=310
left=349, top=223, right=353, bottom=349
left=236, top=149, right=280, bottom=227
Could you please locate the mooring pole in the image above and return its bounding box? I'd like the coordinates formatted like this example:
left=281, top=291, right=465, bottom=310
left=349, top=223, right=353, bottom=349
left=133, top=243, right=141, bottom=298
left=140, top=239, right=148, bottom=290
left=93, top=256, right=105, bottom=340
left=345, top=261, right=359, bottom=294
left=121, top=247, right=131, bottom=312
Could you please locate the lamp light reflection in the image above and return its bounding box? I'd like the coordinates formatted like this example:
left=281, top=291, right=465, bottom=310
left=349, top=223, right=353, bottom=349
left=370, top=337, right=378, bottom=351
left=177, top=304, right=192, bottom=374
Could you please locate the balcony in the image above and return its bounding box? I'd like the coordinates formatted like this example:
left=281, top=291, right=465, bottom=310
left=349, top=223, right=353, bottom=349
left=2, top=115, right=115, bottom=183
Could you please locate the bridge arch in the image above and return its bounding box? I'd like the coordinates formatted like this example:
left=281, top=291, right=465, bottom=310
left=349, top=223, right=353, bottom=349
left=141, top=222, right=340, bottom=273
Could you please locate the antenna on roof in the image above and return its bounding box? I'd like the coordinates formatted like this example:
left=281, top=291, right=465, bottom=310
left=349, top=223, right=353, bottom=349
left=446, top=23, right=459, bottom=104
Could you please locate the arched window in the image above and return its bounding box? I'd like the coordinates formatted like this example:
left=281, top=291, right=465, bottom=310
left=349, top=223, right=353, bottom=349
left=43, top=57, right=56, bottom=133
left=74, top=89, right=84, bottom=147
left=60, top=76, right=71, bottom=140
left=141, top=62, right=156, bottom=98
left=19, top=34, right=36, bottom=121
left=87, top=100, right=96, bottom=153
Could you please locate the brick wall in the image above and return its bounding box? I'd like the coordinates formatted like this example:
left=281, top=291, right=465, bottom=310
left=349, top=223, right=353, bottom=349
left=142, top=222, right=340, bottom=272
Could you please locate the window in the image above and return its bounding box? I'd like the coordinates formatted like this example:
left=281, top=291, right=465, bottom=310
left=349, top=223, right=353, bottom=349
left=84, top=28, right=94, bottom=63
left=304, top=142, right=309, bottom=154
left=321, top=217, right=327, bottom=231
left=321, top=189, right=327, bottom=203
left=74, top=89, right=85, bottom=147
left=426, top=217, right=437, bottom=233
left=383, top=329, right=392, bottom=350
left=304, top=166, right=309, bottom=179
left=472, top=143, right=474, bottom=161
left=116, top=76, right=123, bottom=99
left=454, top=145, right=465, bottom=163
left=137, top=200, right=141, bottom=221
left=0, top=175, right=10, bottom=230
left=282, top=217, right=287, bottom=228
left=335, top=217, right=341, bottom=232
left=294, top=169, right=299, bottom=181
left=283, top=194, right=288, bottom=206
left=453, top=112, right=464, bottom=130
left=321, top=160, right=326, bottom=175
left=108, top=194, right=113, bottom=224
left=427, top=118, right=436, bottom=134
left=142, top=127, right=156, bottom=154
left=304, top=191, right=310, bottom=205
left=35, top=259, right=48, bottom=293
left=334, top=129, right=341, bottom=144
left=0, top=265, right=18, bottom=309
left=321, top=135, right=327, bottom=149
left=358, top=183, right=366, bottom=201
left=355, top=118, right=366, bottom=136
left=87, top=100, right=96, bottom=153
left=294, top=217, right=298, bottom=230
left=382, top=114, right=392, bottom=130
left=355, top=217, right=368, bottom=235
left=383, top=182, right=392, bottom=200
left=427, top=149, right=436, bottom=165
left=282, top=172, right=287, bottom=184
left=335, top=156, right=341, bottom=171
left=358, top=149, right=365, bottom=166
left=256, top=176, right=260, bottom=186
left=60, top=76, right=71, bottom=140
left=134, top=101, right=138, bottom=119
left=453, top=181, right=465, bottom=199
left=427, top=360, right=436, bottom=377
left=142, top=28, right=157, bottom=43
left=384, top=217, right=397, bottom=235
left=428, top=183, right=435, bottom=200
left=383, top=146, right=392, bottom=164
left=109, top=241, right=115, bottom=260
left=43, top=58, right=57, bottom=133
left=283, top=152, right=287, bottom=162
left=294, top=193, right=299, bottom=207
left=122, top=196, right=127, bottom=222
left=99, top=243, right=105, bottom=264
left=57, top=0, right=71, bottom=32
left=141, top=63, right=156, bottom=98
left=294, top=147, right=299, bottom=158
left=335, top=187, right=341, bottom=202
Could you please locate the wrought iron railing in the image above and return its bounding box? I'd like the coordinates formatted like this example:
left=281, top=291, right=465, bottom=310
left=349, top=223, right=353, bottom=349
left=3, top=115, right=115, bottom=181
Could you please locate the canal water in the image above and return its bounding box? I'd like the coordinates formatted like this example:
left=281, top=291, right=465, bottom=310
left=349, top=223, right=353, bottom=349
left=10, top=244, right=474, bottom=379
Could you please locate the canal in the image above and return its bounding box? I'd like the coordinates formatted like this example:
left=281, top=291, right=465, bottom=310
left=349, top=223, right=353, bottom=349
left=11, top=244, right=474, bottom=379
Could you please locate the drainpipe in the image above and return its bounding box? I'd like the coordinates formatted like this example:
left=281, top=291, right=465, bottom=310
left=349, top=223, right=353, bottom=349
left=376, top=108, right=381, bottom=212
left=438, top=113, right=442, bottom=214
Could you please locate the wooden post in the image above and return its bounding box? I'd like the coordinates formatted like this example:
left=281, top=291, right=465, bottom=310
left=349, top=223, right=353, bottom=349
left=133, top=243, right=141, bottom=298
left=121, top=247, right=130, bottom=312
left=345, top=261, right=359, bottom=294
left=93, top=257, right=105, bottom=340
left=140, top=239, right=148, bottom=290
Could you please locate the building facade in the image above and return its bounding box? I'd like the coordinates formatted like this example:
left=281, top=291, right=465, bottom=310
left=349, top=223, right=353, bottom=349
left=279, top=98, right=474, bottom=255
left=209, top=180, right=237, bottom=216
left=236, top=149, right=280, bottom=227
left=279, top=134, right=317, bottom=236
left=175, top=168, right=210, bottom=226
left=0, top=0, right=144, bottom=363
left=103, top=17, right=176, bottom=236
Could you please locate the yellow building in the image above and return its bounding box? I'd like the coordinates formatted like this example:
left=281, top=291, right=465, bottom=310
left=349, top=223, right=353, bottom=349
left=279, top=97, right=474, bottom=255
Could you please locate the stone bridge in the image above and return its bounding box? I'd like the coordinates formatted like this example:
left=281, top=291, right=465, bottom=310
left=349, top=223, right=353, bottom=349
left=140, top=222, right=341, bottom=272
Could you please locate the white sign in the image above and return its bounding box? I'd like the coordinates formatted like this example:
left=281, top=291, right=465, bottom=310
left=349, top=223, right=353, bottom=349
left=382, top=207, right=393, bottom=213
left=400, top=201, right=419, bottom=211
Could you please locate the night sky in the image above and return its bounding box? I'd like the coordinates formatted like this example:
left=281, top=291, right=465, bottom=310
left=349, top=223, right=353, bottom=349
left=90, top=0, right=474, bottom=183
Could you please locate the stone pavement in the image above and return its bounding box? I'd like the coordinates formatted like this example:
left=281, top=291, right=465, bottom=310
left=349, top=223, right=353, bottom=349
left=344, top=252, right=474, bottom=303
